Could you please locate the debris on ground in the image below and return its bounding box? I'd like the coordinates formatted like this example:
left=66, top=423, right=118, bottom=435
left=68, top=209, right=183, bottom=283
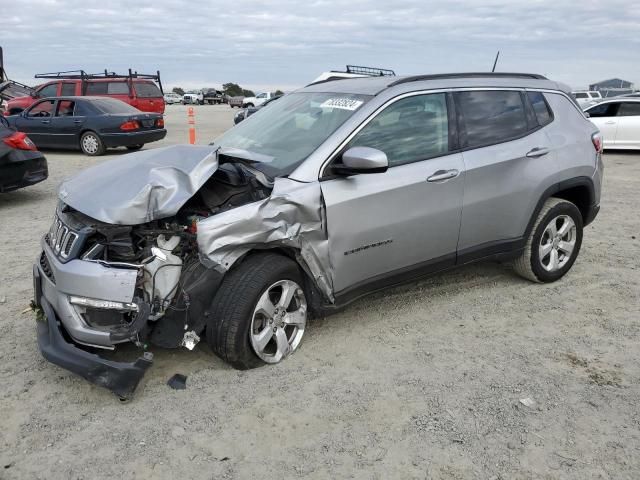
left=167, top=374, right=187, bottom=390
left=519, top=397, right=536, bottom=408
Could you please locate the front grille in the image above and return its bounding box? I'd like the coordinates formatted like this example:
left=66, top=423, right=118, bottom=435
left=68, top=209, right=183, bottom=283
left=39, top=252, right=55, bottom=282
left=47, top=216, right=79, bottom=260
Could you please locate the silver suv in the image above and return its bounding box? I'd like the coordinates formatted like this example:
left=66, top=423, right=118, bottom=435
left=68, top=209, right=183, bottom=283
left=34, top=73, right=603, bottom=398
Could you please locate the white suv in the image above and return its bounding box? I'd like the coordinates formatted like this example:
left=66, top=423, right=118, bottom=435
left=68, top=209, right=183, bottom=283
left=572, top=90, right=602, bottom=108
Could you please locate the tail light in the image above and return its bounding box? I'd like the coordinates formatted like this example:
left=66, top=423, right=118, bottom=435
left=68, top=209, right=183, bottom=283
left=120, top=120, right=140, bottom=131
left=591, top=132, right=603, bottom=153
left=156, top=117, right=164, bottom=128
left=3, top=131, right=37, bottom=151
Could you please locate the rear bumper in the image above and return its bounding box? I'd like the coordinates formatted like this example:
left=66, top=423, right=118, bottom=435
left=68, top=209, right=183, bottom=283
left=0, top=152, right=48, bottom=193
left=36, top=295, right=153, bottom=399
left=101, top=129, right=166, bottom=147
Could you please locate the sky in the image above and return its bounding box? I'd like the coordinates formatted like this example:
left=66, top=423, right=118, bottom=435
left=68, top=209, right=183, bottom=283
left=2, top=0, right=639, bottom=92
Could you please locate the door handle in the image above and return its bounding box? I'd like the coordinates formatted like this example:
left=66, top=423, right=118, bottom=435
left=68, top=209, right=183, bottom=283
left=41, top=120, right=50, bottom=124
left=604, top=120, right=616, bottom=125
left=73, top=119, right=83, bottom=124
left=525, top=147, right=550, bottom=158
left=427, top=169, right=459, bottom=182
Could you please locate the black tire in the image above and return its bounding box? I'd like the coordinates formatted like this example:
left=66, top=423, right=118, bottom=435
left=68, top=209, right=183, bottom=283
left=245, top=103, right=254, bottom=108
left=79, top=131, right=106, bottom=156
left=126, top=144, right=144, bottom=151
left=513, top=197, right=583, bottom=283
left=206, top=253, right=305, bottom=370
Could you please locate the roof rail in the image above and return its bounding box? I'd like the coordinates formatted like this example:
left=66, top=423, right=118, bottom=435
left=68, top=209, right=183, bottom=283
left=34, top=69, right=164, bottom=94
left=346, top=65, right=396, bottom=77
left=389, top=72, right=547, bottom=86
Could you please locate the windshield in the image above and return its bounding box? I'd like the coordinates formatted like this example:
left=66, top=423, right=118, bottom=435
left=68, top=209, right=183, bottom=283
left=214, top=92, right=371, bottom=177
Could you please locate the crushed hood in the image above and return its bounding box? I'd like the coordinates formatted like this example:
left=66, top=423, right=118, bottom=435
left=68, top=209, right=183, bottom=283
left=59, top=145, right=219, bottom=224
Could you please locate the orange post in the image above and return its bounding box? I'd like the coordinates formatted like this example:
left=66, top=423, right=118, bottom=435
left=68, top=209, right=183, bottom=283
left=187, top=106, right=196, bottom=144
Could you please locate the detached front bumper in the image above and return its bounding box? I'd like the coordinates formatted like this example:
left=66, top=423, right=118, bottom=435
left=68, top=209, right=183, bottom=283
left=36, top=294, right=153, bottom=399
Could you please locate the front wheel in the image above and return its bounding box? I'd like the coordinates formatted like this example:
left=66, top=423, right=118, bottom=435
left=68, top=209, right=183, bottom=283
left=513, top=197, right=583, bottom=283
left=206, top=253, right=308, bottom=370
left=80, top=131, right=105, bottom=156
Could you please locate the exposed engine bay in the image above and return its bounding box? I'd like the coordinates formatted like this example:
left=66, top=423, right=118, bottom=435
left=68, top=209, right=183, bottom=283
left=53, top=161, right=273, bottom=350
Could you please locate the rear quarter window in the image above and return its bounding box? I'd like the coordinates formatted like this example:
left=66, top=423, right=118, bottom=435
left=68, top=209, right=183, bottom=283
left=456, top=90, right=528, bottom=148
left=527, top=91, right=553, bottom=126
left=134, top=82, right=162, bottom=98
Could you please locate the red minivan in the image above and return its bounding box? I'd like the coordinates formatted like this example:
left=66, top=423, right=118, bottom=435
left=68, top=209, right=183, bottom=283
left=4, top=71, right=165, bottom=115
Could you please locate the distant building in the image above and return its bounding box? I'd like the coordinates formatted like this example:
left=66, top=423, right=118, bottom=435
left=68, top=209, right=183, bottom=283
left=589, top=78, right=635, bottom=98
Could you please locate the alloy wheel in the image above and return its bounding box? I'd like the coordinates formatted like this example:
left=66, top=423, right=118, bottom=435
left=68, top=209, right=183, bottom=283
left=250, top=280, right=307, bottom=363
left=82, top=134, right=99, bottom=155
left=539, top=214, right=576, bottom=272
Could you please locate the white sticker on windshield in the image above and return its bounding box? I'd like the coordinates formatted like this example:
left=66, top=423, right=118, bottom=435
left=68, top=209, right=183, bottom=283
left=320, top=98, right=364, bottom=111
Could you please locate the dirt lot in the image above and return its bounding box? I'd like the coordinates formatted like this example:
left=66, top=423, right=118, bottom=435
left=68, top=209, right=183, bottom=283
left=1, top=105, right=639, bottom=479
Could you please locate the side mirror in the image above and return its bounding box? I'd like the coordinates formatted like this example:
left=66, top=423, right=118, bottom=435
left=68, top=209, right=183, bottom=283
left=333, top=146, right=388, bottom=176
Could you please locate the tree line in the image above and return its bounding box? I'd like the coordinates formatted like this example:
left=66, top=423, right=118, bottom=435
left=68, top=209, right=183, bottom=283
left=171, top=83, right=284, bottom=97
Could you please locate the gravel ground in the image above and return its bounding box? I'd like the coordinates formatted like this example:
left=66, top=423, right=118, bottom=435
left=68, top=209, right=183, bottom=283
left=1, top=105, right=639, bottom=479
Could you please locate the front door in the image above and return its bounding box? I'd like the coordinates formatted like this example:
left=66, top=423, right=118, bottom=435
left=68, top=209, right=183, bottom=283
left=13, top=99, right=56, bottom=148
left=320, top=92, right=465, bottom=295
left=614, top=102, right=640, bottom=149
left=585, top=101, right=620, bottom=147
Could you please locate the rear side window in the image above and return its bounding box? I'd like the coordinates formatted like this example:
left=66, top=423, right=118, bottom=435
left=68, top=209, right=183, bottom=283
left=107, top=82, right=130, bottom=95
left=618, top=102, right=640, bottom=116
left=456, top=90, right=528, bottom=148
left=527, top=91, right=553, bottom=126
left=346, top=93, right=449, bottom=167
left=86, top=82, right=108, bottom=95
left=86, top=82, right=131, bottom=95
left=61, top=83, right=76, bottom=96
left=134, top=82, right=162, bottom=98
left=91, top=98, right=140, bottom=114
left=56, top=100, right=75, bottom=117
left=586, top=102, right=618, bottom=117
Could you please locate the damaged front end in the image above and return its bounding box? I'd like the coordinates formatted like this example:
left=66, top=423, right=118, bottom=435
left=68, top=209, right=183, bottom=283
left=34, top=145, right=333, bottom=399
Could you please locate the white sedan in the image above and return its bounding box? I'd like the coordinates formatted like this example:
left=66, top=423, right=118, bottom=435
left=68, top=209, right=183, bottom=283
left=584, top=98, right=640, bottom=150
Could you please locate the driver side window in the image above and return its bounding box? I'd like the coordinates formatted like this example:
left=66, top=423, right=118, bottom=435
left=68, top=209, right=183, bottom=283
left=28, top=100, right=55, bottom=117
left=346, top=93, right=450, bottom=167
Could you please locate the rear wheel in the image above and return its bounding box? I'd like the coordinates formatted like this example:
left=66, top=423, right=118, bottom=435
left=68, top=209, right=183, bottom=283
left=206, top=253, right=308, bottom=370
left=80, top=131, right=105, bottom=156
left=126, top=144, right=144, bottom=151
left=513, top=197, right=583, bottom=283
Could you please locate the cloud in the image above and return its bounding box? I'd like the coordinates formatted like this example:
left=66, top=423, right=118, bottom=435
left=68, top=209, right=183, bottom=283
left=2, top=0, right=638, bottom=90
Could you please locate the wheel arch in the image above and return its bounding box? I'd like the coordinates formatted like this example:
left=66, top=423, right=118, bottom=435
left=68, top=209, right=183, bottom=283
left=219, top=246, right=329, bottom=318
left=525, top=176, right=595, bottom=240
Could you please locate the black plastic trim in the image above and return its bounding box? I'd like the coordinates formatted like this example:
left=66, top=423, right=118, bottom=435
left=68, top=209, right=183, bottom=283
left=389, top=72, right=547, bottom=87
left=36, top=295, right=153, bottom=400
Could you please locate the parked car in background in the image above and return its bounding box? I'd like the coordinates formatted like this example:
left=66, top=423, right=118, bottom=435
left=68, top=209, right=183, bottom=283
left=227, top=96, right=244, bottom=108
left=584, top=98, right=640, bottom=150
left=7, top=97, right=166, bottom=156
left=3, top=70, right=165, bottom=115
left=0, top=115, right=48, bottom=192
left=233, top=95, right=282, bottom=124
left=33, top=72, right=602, bottom=399
left=572, top=90, right=602, bottom=108
left=164, top=92, right=182, bottom=104
left=183, top=90, right=204, bottom=105
left=242, top=92, right=276, bottom=108
left=202, top=88, right=224, bottom=105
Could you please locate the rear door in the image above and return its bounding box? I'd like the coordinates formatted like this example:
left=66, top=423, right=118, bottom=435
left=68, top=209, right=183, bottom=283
left=48, top=100, right=85, bottom=147
left=585, top=101, right=620, bottom=147
left=613, top=102, right=640, bottom=149
left=455, top=89, right=556, bottom=256
left=321, top=92, right=465, bottom=294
